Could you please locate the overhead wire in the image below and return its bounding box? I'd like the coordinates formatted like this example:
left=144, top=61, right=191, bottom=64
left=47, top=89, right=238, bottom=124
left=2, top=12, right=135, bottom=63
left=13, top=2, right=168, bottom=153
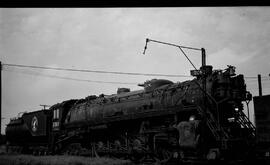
left=3, top=68, right=138, bottom=85
left=246, top=79, right=269, bottom=83
left=2, top=63, right=268, bottom=85
left=3, top=63, right=192, bottom=78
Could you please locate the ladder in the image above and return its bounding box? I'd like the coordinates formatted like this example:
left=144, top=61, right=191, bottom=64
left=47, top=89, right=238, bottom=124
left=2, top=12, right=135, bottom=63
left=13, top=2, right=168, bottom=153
left=197, top=106, right=229, bottom=141
left=183, top=105, right=229, bottom=142
left=236, top=110, right=256, bottom=137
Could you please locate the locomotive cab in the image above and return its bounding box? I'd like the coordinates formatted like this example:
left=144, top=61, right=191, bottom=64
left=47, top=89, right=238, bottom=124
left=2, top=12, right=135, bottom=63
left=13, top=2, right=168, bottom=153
left=52, top=108, right=60, bottom=131
left=49, top=99, right=78, bottom=132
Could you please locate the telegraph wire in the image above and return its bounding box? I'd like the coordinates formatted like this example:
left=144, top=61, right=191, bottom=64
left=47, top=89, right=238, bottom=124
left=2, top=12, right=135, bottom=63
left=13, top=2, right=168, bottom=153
left=3, top=64, right=270, bottom=95
left=246, top=79, right=269, bottom=83
left=2, top=63, right=268, bottom=80
left=3, top=63, right=192, bottom=78
left=245, top=76, right=258, bottom=79
left=245, top=76, right=269, bottom=79
left=3, top=69, right=138, bottom=85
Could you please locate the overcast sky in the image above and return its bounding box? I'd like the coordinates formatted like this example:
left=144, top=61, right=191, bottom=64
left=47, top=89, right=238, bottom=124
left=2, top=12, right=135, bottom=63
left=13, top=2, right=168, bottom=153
left=1, top=8, right=270, bottom=134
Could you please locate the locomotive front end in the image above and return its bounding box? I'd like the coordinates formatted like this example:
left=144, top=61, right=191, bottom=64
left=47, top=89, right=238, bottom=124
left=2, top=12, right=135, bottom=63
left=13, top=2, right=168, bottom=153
left=203, top=65, right=255, bottom=161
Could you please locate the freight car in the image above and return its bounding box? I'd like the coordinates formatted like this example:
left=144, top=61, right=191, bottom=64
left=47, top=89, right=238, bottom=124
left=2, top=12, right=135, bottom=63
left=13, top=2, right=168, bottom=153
left=6, top=65, right=259, bottom=164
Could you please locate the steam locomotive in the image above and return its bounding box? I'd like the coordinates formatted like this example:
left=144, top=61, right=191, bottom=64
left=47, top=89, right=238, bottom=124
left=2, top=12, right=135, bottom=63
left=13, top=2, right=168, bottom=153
left=6, top=65, right=258, bottom=164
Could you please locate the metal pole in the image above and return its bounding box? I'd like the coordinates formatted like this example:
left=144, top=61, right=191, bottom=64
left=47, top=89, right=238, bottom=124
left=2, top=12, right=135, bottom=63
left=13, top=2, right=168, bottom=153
left=146, top=38, right=201, bottom=51
left=201, top=48, right=206, bottom=67
left=247, top=101, right=250, bottom=119
left=201, top=47, right=207, bottom=117
left=143, top=38, right=201, bottom=71
left=258, top=74, right=262, bottom=96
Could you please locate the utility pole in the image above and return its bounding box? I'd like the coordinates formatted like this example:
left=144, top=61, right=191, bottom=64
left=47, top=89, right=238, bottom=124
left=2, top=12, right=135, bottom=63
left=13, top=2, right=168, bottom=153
left=0, top=61, right=2, bottom=135
left=258, top=74, right=262, bottom=96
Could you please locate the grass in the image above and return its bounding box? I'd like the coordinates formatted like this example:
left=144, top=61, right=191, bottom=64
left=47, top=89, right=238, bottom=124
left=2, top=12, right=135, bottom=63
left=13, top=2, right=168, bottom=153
left=0, top=145, right=5, bottom=155
left=0, top=154, right=132, bottom=165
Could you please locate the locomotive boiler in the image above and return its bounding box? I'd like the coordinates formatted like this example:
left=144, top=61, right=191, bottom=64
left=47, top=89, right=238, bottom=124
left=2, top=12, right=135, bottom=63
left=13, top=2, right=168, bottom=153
left=6, top=64, right=256, bottom=163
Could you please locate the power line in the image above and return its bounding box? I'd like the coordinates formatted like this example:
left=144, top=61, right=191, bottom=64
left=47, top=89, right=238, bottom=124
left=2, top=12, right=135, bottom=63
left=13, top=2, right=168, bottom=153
left=245, top=76, right=258, bottom=79
left=246, top=79, right=269, bottom=83
left=3, top=63, right=267, bottom=80
left=3, top=69, right=138, bottom=85
left=245, top=76, right=269, bottom=79
left=3, top=63, right=192, bottom=78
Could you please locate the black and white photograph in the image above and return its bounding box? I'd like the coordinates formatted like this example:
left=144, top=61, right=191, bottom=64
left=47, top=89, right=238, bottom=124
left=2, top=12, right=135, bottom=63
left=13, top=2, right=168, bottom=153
left=0, top=8, right=270, bottom=165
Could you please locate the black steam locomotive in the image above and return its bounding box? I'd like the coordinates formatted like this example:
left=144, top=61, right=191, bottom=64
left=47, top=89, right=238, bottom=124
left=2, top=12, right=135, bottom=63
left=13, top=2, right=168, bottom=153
left=6, top=65, right=257, bottom=163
